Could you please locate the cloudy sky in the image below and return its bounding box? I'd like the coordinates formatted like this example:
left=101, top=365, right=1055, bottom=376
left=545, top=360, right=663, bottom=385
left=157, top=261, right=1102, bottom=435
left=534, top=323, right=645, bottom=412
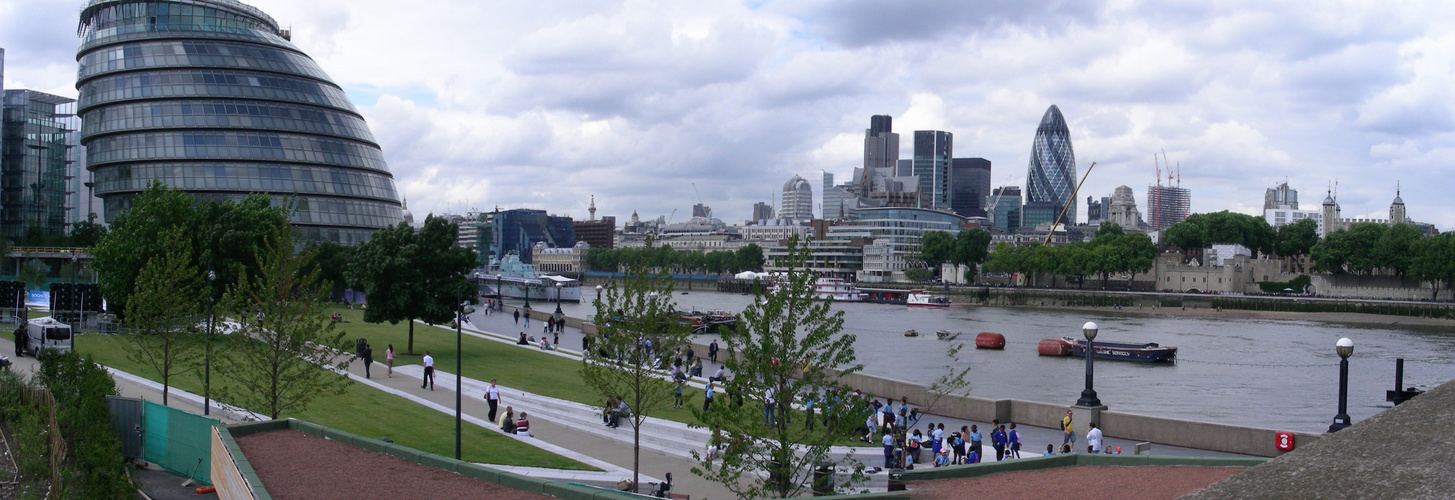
left=3, top=0, right=1453, bottom=229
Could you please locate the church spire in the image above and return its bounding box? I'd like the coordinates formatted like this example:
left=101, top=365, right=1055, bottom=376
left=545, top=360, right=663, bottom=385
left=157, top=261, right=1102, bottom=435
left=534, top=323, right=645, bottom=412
left=589, top=195, right=597, bottom=221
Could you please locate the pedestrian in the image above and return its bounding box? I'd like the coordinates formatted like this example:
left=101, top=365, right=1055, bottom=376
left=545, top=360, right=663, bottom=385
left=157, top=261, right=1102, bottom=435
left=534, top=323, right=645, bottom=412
left=1043, top=444, right=1056, bottom=456
left=421, top=351, right=435, bottom=390
left=1086, top=422, right=1103, bottom=454
left=967, top=425, right=981, bottom=463
left=514, top=309, right=520, bottom=324
left=708, top=339, right=719, bottom=362
left=1061, top=410, right=1076, bottom=447
left=711, top=366, right=725, bottom=382
left=1008, top=423, right=1022, bottom=458
left=546, top=317, right=554, bottom=332
left=763, top=387, right=776, bottom=426
left=703, top=379, right=715, bottom=412
left=690, top=358, right=703, bottom=377
left=673, top=378, right=684, bottom=409
left=909, top=429, right=923, bottom=464
left=804, top=395, right=815, bottom=431
left=524, top=313, right=530, bottom=328
left=386, top=344, right=395, bottom=377
left=486, top=379, right=501, bottom=422
left=15, top=324, right=25, bottom=356
left=553, top=331, right=559, bottom=347
left=992, top=424, right=1007, bottom=461
left=882, top=431, right=895, bottom=469
left=361, top=342, right=373, bottom=379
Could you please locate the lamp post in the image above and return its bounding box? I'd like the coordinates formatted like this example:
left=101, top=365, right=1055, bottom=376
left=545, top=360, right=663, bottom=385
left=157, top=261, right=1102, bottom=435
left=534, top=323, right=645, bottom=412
left=1075, top=321, right=1102, bottom=407
left=70, top=255, right=78, bottom=351
left=596, top=284, right=603, bottom=302
left=204, top=270, right=216, bottom=416
left=455, top=284, right=463, bottom=459
left=1328, top=338, right=1354, bottom=433
left=553, top=282, right=563, bottom=323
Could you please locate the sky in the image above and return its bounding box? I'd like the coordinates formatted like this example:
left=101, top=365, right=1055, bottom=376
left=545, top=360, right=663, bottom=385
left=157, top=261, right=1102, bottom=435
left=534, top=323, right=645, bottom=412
left=3, top=0, right=1453, bottom=230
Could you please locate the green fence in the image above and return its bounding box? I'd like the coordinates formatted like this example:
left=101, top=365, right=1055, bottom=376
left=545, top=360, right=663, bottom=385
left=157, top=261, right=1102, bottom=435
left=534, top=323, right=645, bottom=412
left=144, top=401, right=220, bottom=485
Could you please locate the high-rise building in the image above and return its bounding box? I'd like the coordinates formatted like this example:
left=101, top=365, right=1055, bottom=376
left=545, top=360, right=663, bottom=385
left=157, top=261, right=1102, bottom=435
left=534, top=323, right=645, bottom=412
left=860, top=115, right=899, bottom=194
left=987, top=186, right=1022, bottom=233
left=574, top=215, right=614, bottom=249
left=780, top=174, right=812, bottom=221
left=950, top=158, right=991, bottom=218
left=1146, top=185, right=1191, bottom=231
left=752, top=201, right=774, bottom=221
left=1025, top=105, right=1077, bottom=224
left=491, top=209, right=575, bottom=263
left=2, top=89, right=78, bottom=238
left=1264, top=182, right=1298, bottom=210
left=822, top=171, right=861, bottom=221
left=692, top=203, right=711, bottom=219
left=1086, top=195, right=1109, bottom=224
left=76, top=0, right=404, bottom=244
left=913, top=131, right=952, bottom=210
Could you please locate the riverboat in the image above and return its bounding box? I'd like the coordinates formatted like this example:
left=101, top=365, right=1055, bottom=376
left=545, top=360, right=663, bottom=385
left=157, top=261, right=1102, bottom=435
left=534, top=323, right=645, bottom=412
left=1037, top=337, right=1177, bottom=363
left=904, top=329, right=920, bottom=337
left=768, top=277, right=864, bottom=302
left=678, top=309, right=738, bottom=334
left=907, top=290, right=951, bottom=308
left=474, top=253, right=582, bottom=302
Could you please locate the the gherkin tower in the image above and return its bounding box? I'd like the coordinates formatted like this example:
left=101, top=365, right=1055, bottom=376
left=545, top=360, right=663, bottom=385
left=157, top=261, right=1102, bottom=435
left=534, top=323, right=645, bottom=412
left=1025, top=105, right=1077, bottom=225
left=76, top=0, right=403, bottom=244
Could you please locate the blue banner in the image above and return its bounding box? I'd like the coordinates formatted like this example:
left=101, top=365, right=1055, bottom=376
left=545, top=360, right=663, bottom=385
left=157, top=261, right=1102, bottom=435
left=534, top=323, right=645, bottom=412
left=27, top=291, right=49, bottom=306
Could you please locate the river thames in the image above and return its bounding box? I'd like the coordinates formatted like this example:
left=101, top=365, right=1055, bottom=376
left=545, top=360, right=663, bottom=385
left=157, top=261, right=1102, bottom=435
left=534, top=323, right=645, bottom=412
left=518, top=289, right=1455, bottom=433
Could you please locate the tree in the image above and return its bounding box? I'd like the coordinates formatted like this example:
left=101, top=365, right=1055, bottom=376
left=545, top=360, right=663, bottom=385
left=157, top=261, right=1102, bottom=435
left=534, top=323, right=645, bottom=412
left=18, top=259, right=48, bottom=292
left=904, top=267, right=931, bottom=283
left=580, top=264, right=690, bottom=493
left=692, top=236, right=865, bottom=498
left=122, top=228, right=205, bottom=405
left=413, top=215, right=479, bottom=330
left=303, top=239, right=356, bottom=300
left=1410, top=232, right=1455, bottom=300
left=215, top=228, right=351, bottom=419
left=736, top=243, right=766, bottom=272
left=1095, top=222, right=1124, bottom=238
left=1378, top=223, right=1423, bottom=277
left=1163, top=215, right=1207, bottom=253
left=951, top=229, right=992, bottom=283
left=918, top=231, right=955, bottom=276
left=69, top=214, right=109, bottom=248
left=1118, top=233, right=1157, bottom=286
left=348, top=216, right=476, bottom=354
left=1274, top=218, right=1319, bottom=272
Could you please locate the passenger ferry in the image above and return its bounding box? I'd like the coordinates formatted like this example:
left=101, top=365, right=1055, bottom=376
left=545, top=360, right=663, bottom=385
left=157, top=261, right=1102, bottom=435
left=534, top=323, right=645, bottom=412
left=474, top=253, right=582, bottom=302
left=906, top=290, right=951, bottom=308
left=769, top=277, right=864, bottom=302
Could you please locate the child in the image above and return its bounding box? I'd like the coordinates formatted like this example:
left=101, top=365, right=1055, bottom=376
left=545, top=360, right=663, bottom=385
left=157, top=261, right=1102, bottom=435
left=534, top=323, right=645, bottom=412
left=950, top=432, right=965, bottom=465
left=1008, top=423, right=1022, bottom=459
left=967, top=447, right=979, bottom=464
left=934, top=448, right=950, bottom=467
left=673, top=379, right=684, bottom=409
left=1044, top=444, right=1055, bottom=456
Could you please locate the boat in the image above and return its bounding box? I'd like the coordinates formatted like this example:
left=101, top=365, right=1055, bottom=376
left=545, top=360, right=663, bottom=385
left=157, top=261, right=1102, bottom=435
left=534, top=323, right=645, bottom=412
left=474, top=253, right=582, bottom=302
left=768, top=277, right=864, bottom=302
left=904, top=329, right=919, bottom=337
left=678, top=309, right=738, bottom=334
left=974, top=332, right=1005, bottom=349
left=936, top=330, right=960, bottom=341
left=1037, top=337, right=1177, bottom=363
left=907, top=290, right=951, bottom=308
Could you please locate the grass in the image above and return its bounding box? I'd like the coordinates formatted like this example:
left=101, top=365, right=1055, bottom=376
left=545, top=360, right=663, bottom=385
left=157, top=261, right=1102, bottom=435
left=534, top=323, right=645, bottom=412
left=329, top=307, right=875, bottom=447
left=78, top=334, right=596, bottom=470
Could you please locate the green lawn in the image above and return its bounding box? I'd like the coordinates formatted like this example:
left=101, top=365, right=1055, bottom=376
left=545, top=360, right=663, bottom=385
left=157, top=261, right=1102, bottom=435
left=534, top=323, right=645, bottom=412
left=330, top=307, right=874, bottom=447
left=79, top=334, right=596, bottom=470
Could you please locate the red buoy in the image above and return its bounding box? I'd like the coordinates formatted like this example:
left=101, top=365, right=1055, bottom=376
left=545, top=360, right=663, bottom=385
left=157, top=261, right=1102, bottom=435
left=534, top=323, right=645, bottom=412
left=975, top=332, right=1006, bottom=349
left=1038, top=338, right=1072, bottom=356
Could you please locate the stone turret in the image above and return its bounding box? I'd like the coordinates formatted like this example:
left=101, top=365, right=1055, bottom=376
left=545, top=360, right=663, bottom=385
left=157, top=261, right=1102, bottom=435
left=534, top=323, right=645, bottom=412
left=1320, top=188, right=1338, bottom=238
left=1390, top=183, right=1406, bottom=225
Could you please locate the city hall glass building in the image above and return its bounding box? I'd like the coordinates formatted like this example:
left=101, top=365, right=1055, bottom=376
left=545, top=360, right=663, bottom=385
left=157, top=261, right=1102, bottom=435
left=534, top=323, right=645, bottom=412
left=1024, top=105, right=1077, bottom=226
left=76, top=0, right=403, bottom=244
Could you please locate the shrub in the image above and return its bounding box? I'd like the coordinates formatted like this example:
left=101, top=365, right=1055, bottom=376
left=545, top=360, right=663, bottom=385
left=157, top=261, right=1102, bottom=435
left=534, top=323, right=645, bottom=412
left=36, top=350, right=133, bottom=499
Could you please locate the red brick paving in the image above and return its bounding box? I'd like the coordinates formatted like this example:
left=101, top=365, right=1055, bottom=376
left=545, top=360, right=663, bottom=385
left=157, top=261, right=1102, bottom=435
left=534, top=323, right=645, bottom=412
left=909, top=465, right=1244, bottom=500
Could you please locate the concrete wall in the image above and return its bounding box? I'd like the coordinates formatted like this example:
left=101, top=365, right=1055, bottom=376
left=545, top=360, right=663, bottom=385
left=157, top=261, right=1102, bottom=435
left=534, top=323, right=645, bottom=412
left=1311, top=275, right=1451, bottom=301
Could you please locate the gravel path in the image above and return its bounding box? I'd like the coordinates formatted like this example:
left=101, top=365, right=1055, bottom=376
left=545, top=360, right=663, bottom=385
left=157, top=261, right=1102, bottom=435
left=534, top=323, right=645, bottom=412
left=908, top=465, right=1244, bottom=500
left=234, top=429, right=552, bottom=500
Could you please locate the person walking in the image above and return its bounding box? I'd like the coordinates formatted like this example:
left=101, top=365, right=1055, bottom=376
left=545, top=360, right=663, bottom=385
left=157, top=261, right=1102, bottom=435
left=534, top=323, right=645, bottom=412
left=991, top=425, right=1007, bottom=461
left=967, top=425, right=982, bottom=463
left=1061, top=410, right=1076, bottom=447
left=1008, top=423, right=1022, bottom=458
left=361, top=342, right=373, bottom=379
left=708, top=339, right=719, bottom=362
left=421, top=351, right=435, bottom=390
left=386, top=344, right=395, bottom=377
left=1086, top=422, right=1103, bottom=454
left=486, top=379, right=501, bottom=422
left=703, top=379, right=715, bottom=412
left=513, top=309, right=520, bottom=324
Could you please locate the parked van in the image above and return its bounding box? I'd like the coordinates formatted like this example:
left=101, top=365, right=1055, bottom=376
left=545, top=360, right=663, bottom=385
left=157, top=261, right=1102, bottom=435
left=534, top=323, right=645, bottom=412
left=20, top=317, right=71, bottom=356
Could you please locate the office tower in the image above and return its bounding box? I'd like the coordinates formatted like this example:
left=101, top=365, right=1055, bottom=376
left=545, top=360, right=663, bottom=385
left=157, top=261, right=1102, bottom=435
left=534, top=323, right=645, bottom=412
left=1264, top=182, right=1298, bottom=210
left=1086, top=195, right=1109, bottom=224
left=950, top=157, right=991, bottom=218
left=1, top=89, right=78, bottom=238
left=692, top=203, right=711, bottom=219
left=76, top=0, right=403, bottom=244
left=492, top=209, right=576, bottom=263
left=896, top=159, right=913, bottom=178
left=987, top=186, right=1022, bottom=233
left=860, top=115, right=899, bottom=194
left=1146, top=185, right=1191, bottom=231
left=913, top=131, right=952, bottom=210
left=780, top=174, right=813, bottom=221
left=752, top=201, right=774, bottom=221
left=1025, top=105, right=1077, bottom=224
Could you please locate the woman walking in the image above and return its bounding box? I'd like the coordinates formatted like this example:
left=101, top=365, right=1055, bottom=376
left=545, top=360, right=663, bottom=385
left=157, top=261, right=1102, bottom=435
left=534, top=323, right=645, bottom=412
left=386, top=344, right=395, bottom=377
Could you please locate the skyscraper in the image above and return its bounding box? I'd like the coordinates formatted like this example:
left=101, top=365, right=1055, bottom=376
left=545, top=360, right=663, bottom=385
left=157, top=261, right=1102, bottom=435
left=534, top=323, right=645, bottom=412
left=1146, top=185, right=1191, bottom=231
left=780, top=174, right=813, bottom=221
left=752, top=201, right=774, bottom=221
left=76, top=0, right=404, bottom=244
left=987, top=186, right=1022, bottom=233
left=913, top=131, right=952, bottom=210
left=950, top=158, right=991, bottom=218
left=2, top=89, right=78, bottom=238
left=1024, top=105, right=1077, bottom=225
left=692, top=203, right=712, bottom=219
left=860, top=115, right=899, bottom=194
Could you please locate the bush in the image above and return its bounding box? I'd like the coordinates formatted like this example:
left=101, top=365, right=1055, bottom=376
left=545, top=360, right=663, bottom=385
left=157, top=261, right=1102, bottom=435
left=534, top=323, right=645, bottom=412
left=36, top=350, right=133, bottom=499
left=1256, top=275, right=1312, bottom=294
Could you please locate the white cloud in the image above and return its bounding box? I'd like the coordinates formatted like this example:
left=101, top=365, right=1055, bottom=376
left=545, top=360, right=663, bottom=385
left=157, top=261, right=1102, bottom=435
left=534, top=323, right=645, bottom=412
left=2, top=0, right=1454, bottom=229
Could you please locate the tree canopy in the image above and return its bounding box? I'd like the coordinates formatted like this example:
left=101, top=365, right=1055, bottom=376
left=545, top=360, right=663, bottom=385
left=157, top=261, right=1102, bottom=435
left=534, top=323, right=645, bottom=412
left=1162, top=211, right=1274, bottom=257
left=585, top=244, right=766, bottom=275
left=347, top=216, right=477, bottom=354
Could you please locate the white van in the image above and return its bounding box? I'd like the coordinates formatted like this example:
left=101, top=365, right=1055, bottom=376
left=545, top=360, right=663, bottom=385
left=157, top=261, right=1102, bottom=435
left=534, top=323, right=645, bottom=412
left=21, top=317, right=72, bottom=356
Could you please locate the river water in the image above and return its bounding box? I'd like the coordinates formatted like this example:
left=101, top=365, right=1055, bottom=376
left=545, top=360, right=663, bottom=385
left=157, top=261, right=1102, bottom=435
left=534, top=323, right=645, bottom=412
left=520, top=289, right=1455, bottom=433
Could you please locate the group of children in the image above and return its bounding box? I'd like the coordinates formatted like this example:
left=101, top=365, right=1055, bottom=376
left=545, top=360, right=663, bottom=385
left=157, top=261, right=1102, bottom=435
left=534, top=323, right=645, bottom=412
left=860, top=397, right=1023, bottom=470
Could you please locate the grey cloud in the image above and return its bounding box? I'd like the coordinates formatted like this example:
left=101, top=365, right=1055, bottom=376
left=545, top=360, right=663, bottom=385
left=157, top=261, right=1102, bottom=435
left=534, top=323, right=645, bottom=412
left=794, top=0, right=1105, bottom=48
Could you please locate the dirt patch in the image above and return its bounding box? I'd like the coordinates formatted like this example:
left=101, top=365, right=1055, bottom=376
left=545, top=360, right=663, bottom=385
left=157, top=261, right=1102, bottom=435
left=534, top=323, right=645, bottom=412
left=908, top=465, right=1243, bottom=500
left=234, top=429, right=551, bottom=500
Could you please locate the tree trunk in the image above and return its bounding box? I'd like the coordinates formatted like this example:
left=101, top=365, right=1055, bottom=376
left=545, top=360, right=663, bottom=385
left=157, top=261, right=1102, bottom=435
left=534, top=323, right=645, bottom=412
left=408, top=319, right=415, bottom=355
left=633, top=422, right=641, bottom=493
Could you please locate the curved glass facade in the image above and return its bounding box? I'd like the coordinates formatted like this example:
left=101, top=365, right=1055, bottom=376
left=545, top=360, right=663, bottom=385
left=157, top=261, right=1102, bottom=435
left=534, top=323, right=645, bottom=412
left=77, top=0, right=402, bottom=244
left=1025, top=105, right=1077, bottom=224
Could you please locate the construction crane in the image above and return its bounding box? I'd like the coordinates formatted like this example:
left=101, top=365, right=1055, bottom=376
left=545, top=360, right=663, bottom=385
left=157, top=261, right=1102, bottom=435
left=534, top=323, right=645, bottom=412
left=692, top=183, right=703, bottom=204
left=1044, top=161, right=1097, bottom=246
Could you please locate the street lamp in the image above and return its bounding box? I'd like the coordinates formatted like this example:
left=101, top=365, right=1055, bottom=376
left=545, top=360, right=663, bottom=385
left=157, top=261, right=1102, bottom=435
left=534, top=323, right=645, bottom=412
left=1075, top=321, right=1102, bottom=407
left=553, top=282, right=564, bottom=322
left=596, top=284, right=603, bottom=302
left=1328, top=338, right=1354, bottom=433
left=455, top=284, right=463, bottom=459
left=204, top=270, right=216, bottom=416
